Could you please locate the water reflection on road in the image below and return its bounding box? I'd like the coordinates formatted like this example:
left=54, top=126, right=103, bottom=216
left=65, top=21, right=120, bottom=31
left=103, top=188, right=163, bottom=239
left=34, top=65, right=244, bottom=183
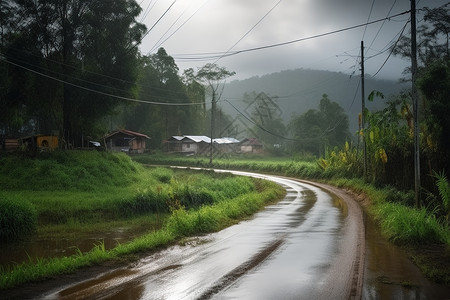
left=44, top=174, right=357, bottom=299
left=39, top=171, right=450, bottom=299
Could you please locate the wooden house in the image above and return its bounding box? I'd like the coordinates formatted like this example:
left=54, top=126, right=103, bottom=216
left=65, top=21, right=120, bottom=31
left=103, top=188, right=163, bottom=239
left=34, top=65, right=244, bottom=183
left=180, top=136, right=211, bottom=154
left=238, top=138, right=263, bottom=154
left=104, top=129, right=150, bottom=154
left=19, top=135, right=59, bottom=152
left=165, top=136, right=184, bottom=153
left=213, top=137, right=240, bottom=153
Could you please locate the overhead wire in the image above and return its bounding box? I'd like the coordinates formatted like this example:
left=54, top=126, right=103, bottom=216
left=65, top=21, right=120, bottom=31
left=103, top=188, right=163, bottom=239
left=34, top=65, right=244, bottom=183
left=149, top=0, right=211, bottom=53
left=172, top=10, right=410, bottom=61
left=0, top=55, right=205, bottom=106
left=371, top=19, right=409, bottom=78
left=128, top=0, right=177, bottom=53
left=362, top=0, right=376, bottom=41
left=213, top=0, right=283, bottom=64
left=224, top=99, right=300, bottom=142
left=1, top=7, right=412, bottom=109
left=149, top=2, right=191, bottom=53
left=366, top=0, right=397, bottom=54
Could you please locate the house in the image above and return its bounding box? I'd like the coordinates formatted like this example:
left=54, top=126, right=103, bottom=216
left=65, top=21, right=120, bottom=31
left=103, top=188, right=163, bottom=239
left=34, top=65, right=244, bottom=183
left=19, top=135, right=59, bottom=152
left=238, top=138, right=263, bottom=154
left=165, top=135, right=241, bottom=155
left=164, top=135, right=211, bottom=155
left=180, top=136, right=211, bottom=155
left=213, top=137, right=240, bottom=153
left=104, top=129, right=150, bottom=154
left=165, top=136, right=184, bottom=153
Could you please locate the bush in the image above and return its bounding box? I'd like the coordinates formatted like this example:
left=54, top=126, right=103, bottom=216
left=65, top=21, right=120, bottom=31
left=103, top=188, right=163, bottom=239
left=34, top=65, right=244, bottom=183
left=0, top=195, right=37, bottom=242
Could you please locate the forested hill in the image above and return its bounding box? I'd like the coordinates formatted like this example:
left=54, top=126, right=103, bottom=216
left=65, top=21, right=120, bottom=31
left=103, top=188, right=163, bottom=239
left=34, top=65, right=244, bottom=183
left=221, top=68, right=407, bottom=134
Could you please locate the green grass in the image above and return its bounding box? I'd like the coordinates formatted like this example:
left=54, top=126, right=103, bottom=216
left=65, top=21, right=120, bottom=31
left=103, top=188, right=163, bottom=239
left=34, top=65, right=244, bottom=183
left=0, top=151, right=285, bottom=290
left=133, top=153, right=322, bottom=178
left=0, top=194, right=37, bottom=242
left=0, top=179, right=283, bottom=290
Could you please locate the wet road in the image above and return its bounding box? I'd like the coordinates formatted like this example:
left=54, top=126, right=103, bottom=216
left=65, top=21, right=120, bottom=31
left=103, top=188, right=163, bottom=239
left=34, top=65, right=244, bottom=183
left=42, top=171, right=365, bottom=300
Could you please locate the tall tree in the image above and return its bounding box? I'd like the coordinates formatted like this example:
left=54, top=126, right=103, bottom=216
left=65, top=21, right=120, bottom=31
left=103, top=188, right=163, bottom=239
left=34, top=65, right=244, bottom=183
left=289, top=94, right=350, bottom=156
left=242, top=92, right=286, bottom=151
left=1, top=0, right=145, bottom=146
left=185, top=63, right=235, bottom=163
left=121, top=48, right=198, bottom=149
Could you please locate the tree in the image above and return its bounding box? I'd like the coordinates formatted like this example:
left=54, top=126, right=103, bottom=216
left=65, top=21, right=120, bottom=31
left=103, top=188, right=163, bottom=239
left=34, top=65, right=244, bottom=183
left=1, top=0, right=146, bottom=146
left=289, top=94, right=350, bottom=156
left=121, top=48, right=198, bottom=149
left=393, top=6, right=449, bottom=77
left=242, top=92, right=286, bottom=152
left=185, top=63, right=235, bottom=163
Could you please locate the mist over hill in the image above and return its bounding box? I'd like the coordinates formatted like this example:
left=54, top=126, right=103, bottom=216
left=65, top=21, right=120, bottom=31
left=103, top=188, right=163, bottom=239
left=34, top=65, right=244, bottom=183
left=220, top=68, right=407, bottom=135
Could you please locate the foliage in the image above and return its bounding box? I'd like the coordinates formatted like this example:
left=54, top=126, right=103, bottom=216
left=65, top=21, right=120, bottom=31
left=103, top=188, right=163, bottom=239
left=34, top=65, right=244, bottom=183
left=0, top=194, right=37, bottom=242
left=120, top=48, right=200, bottom=149
left=426, top=171, right=450, bottom=222
left=0, top=0, right=145, bottom=144
left=288, top=94, right=351, bottom=156
left=241, top=92, right=287, bottom=149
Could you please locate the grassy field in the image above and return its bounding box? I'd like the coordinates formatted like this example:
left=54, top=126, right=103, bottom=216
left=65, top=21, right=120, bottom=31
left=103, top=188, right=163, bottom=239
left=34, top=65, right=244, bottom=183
left=0, top=151, right=285, bottom=289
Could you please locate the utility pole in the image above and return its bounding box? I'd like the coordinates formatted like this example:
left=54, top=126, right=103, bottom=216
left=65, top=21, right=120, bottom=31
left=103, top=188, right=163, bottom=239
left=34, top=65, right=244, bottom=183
left=361, top=40, right=367, bottom=181
left=411, top=0, right=420, bottom=207
left=209, top=92, right=216, bottom=165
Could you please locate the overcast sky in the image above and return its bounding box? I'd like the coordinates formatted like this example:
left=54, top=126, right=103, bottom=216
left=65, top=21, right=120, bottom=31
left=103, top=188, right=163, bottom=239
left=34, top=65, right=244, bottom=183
left=137, top=0, right=447, bottom=81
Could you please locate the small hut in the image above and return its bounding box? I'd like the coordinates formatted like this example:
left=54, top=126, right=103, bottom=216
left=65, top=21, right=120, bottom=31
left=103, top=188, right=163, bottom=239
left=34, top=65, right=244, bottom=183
left=104, top=130, right=150, bottom=154
left=238, top=138, right=263, bottom=154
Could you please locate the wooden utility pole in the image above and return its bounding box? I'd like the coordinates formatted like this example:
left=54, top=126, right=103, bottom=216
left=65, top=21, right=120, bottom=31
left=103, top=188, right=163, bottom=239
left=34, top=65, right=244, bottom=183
left=361, top=40, right=367, bottom=180
left=209, top=92, right=216, bottom=165
left=411, top=0, right=421, bottom=207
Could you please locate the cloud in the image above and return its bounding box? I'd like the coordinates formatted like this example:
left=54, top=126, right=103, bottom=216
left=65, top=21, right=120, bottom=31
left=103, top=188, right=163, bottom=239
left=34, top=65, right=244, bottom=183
left=139, top=0, right=446, bottom=81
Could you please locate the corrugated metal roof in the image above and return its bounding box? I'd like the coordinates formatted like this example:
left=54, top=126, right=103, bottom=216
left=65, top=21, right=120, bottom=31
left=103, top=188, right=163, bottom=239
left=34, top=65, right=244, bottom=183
left=183, top=136, right=211, bottom=143
left=167, top=135, right=240, bottom=144
left=213, top=137, right=240, bottom=144
left=168, top=136, right=184, bottom=141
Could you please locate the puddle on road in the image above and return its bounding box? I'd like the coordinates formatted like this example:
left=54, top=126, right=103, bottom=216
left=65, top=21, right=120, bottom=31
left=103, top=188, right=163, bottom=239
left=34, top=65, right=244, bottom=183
left=362, top=213, right=450, bottom=299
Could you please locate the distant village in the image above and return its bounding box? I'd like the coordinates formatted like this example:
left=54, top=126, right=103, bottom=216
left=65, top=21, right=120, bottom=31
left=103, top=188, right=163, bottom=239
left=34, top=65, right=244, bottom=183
left=0, top=129, right=264, bottom=155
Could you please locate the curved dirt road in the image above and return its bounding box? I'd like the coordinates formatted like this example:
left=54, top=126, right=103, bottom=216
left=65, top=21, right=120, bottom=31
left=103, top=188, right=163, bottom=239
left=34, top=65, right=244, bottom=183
left=39, top=170, right=365, bottom=300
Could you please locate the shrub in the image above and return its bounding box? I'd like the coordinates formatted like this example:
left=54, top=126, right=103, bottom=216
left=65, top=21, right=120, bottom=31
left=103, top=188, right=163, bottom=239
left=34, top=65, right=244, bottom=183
left=0, top=195, right=37, bottom=242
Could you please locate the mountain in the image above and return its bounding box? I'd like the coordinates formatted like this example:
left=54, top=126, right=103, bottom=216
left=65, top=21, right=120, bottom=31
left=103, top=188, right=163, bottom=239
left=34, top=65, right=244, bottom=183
left=220, top=68, right=407, bottom=135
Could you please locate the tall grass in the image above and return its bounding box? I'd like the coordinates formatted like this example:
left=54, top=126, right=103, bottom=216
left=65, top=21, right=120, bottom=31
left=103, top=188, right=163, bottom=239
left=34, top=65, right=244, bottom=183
left=0, top=194, right=37, bottom=242
left=0, top=176, right=284, bottom=290
left=373, top=203, right=450, bottom=245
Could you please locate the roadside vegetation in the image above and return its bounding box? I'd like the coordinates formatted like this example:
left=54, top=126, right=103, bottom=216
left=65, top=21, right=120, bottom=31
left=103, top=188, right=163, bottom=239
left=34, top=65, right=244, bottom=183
left=136, top=152, right=450, bottom=285
left=0, top=151, right=285, bottom=289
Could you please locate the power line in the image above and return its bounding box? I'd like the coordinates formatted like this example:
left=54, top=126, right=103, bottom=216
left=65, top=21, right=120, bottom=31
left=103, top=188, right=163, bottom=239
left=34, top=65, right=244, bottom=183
left=224, top=99, right=299, bottom=142
left=362, top=0, right=376, bottom=41
left=172, top=10, right=410, bottom=61
left=149, top=0, right=211, bottom=53
left=366, top=0, right=398, bottom=54
left=214, top=0, right=283, bottom=64
left=1, top=50, right=192, bottom=101
left=0, top=55, right=204, bottom=106
left=371, top=19, right=409, bottom=78
left=128, top=0, right=177, bottom=52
